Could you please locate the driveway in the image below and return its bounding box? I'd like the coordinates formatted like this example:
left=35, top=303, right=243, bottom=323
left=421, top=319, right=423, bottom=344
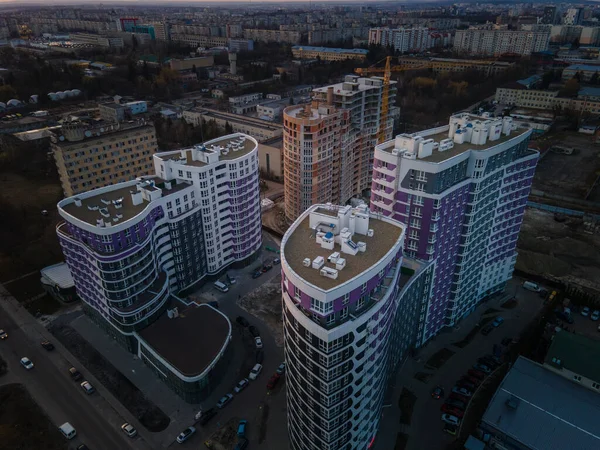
left=374, top=277, right=546, bottom=450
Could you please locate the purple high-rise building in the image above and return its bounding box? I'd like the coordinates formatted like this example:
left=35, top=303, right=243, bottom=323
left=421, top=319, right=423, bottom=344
left=371, top=113, right=538, bottom=343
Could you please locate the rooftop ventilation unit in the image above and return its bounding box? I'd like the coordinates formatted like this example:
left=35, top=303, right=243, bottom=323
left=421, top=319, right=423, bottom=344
left=100, top=198, right=111, bottom=205
left=320, top=267, right=338, bottom=280
left=302, top=258, right=311, bottom=267
left=87, top=205, right=99, bottom=211
left=335, top=258, right=346, bottom=270
left=328, top=252, right=340, bottom=264
left=505, top=396, right=520, bottom=410
left=312, top=256, right=325, bottom=270
left=99, top=208, right=110, bottom=218
left=367, top=229, right=374, bottom=237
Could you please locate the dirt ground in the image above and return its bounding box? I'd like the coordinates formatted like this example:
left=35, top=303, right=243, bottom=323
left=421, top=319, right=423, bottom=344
left=48, top=323, right=170, bottom=432
left=205, top=418, right=239, bottom=450
left=0, top=383, right=66, bottom=450
left=532, top=132, right=600, bottom=200
left=0, top=172, right=64, bottom=283
left=2, top=272, right=61, bottom=315
left=261, top=198, right=289, bottom=236
left=237, top=274, right=283, bottom=347
left=517, top=208, right=600, bottom=293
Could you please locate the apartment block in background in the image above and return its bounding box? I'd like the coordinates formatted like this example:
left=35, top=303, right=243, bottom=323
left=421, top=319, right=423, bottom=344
left=56, top=133, right=262, bottom=402
left=52, top=120, right=158, bottom=197
left=283, top=76, right=397, bottom=221
left=370, top=113, right=538, bottom=342
left=281, top=204, right=433, bottom=450
left=453, top=28, right=550, bottom=56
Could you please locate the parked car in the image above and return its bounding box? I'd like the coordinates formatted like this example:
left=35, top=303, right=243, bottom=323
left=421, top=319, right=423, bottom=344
left=492, top=316, right=504, bottom=327
left=236, top=316, right=249, bottom=327
left=249, top=363, right=263, bottom=380
left=441, top=404, right=464, bottom=418
left=237, top=420, right=247, bottom=438
left=461, top=375, right=480, bottom=386
left=443, top=424, right=458, bottom=436
left=256, top=350, right=264, bottom=364
left=234, top=439, right=249, bottom=450
left=0, top=329, right=7, bottom=340
left=457, top=379, right=476, bottom=391
left=254, top=336, right=263, bottom=349
left=267, top=373, right=281, bottom=390
left=249, top=326, right=260, bottom=338
left=592, top=310, right=600, bottom=321
left=69, top=367, right=82, bottom=381
left=199, top=408, right=217, bottom=426
left=76, top=445, right=90, bottom=450
left=207, top=301, right=219, bottom=309
left=234, top=378, right=249, bottom=393
left=449, top=392, right=470, bottom=404
left=430, top=386, right=444, bottom=399
left=176, top=426, right=196, bottom=444
left=501, top=337, right=512, bottom=346
left=80, top=381, right=95, bottom=394
left=216, top=394, right=234, bottom=409
left=121, top=423, right=137, bottom=438
left=262, top=264, right=273, bottom=273
left=227, top=273, right=237, bottom=285
left=41, top=340, right=55, bottom=351
left=451, top=386, right=472, bottom=397
left=444, top=398, right=466, bottom=410
left=473, top=363, right=492, bottom=374
left=478, top=357, right=499, bottom=369
left=582, top=306, right=591, bottom=317
left=273, top=258, right=281, bottom=265
left=441, top=414, right=461, bottom=426
left=481, top=325, right=494, bottom=335
left=523, top=281, right=541, bottom=292
left=468, top=369, right=485, bottom=380
left=252, top=271, right=262, bottom=279
left=276, top=362, right=286, bottom=375
left=20, top=357, right=34, bottom=370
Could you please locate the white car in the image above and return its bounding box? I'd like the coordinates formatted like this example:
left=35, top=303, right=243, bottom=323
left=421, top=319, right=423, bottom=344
left=80, top=381, right=95, bottom=394
left=234, top=378, right=249, bottom=393
left=249, top=363, right=263, bottom=380
left=441, top=414, right=461, bottom=426
left=0, top=329, right=7, bottom=339
left=176, top=426, right=196, bottom=444
left=582, top=306, right=590, bottom=317
left=121, top=423, right=137, bottom=438
left=592, top=310, right=600, bottom=321
left=20, top=357, right=34, bottom=370
left=255, top=336, right=263, bottom=349
left=452, top=386, right=472, bottom=397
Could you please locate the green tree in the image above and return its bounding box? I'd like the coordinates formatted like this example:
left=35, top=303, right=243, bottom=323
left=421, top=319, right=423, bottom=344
left=0, top=85, right=17, bottom=102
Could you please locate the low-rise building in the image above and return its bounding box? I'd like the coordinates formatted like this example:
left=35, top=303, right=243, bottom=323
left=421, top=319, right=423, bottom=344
left=291, top=45, right=368, bottom=61
left=256, top=99, right=290, bottom=121
left=562, top=64, right=600, bottom=82
left=481, top=356, right=600, bottom=450
left=182, top=108, right=283, bottom=142
left=258, top=137, right=283, bottom=180
left=228, top=92, right=263, bottom=115
left=99, top=101, right=148, bottom=123
left=397, top=57, right=515, bottom=76
left=169, top=56, right=214, bottom=72
left=228, top=39, right=254, bottom=52
left=243, top=29, right=302, bottom=45
left=496, top=85, right=600, bottom=114
left=170, top=34, right=228, bottom=48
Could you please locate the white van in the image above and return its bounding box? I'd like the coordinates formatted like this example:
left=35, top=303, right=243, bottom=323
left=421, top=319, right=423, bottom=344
left=523, top=281, right=541, bottom=292
left=59, top=422, right=77, bottom=440
left=214, top=281, right=229, bottom=293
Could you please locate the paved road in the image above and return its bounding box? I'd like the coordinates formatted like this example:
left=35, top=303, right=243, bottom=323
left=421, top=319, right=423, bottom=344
left=374, top=277, right=546, bottom=450
left=0, top=291, right=138, bottom=450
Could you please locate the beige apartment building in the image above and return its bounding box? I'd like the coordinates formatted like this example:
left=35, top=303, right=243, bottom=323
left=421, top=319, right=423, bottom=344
left=242, top=29, right=301, bottom=44
left=282, top=77, right=396, bottom=221
left=397, top=57, right=515, bottom=76
left=170, top=34, right=228, bottom=48
left=52, top=120, right=158, bottom=197
left=291, top=46, right=368, bottom=61
left=496, top=86, right=600, bottom=114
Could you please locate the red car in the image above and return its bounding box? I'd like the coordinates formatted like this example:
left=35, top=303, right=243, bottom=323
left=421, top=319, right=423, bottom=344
left=462, top=375, right=481, bottom=386
left=440, top=404, right=464, bottom=418
left=468, top=369, right=486, bottom=380
left=449, top=392, right=470, bottom=404
left=267, top=373, right=280, bottom=390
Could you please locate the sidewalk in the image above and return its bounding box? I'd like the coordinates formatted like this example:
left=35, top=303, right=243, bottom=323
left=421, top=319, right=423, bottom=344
left=0, top=284, right=152, bottom=450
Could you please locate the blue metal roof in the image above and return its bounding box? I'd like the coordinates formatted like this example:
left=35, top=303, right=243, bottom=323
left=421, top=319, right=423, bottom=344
left=565, top=64, right=600, bottom=72
left=578, top=87, right=600, bottom=97
left=481, top=357, right=600, bottom=450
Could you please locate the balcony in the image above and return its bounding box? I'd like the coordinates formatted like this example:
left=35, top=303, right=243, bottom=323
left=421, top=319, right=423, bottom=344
left=431, top=212, right=440, bottom=221
left=430, top=223, right=439, bottom=233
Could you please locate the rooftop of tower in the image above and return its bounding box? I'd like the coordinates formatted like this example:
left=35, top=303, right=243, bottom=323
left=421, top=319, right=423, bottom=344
left=282, top=204, right=404, bottom=291
left=378, top=112, right=530, bottom=164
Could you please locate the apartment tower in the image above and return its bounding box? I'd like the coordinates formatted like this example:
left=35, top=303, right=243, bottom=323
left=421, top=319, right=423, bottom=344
left=370, top=113, right=538, bottom=342
left=281, top=204, right=433, bottom=450
left=283, top=76, right=397, bottom=221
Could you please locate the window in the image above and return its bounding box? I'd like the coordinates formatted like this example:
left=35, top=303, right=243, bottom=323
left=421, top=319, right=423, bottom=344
left=573, top=375, right=582, bottom=382
left=340, top=307, right=348, bottom=319
left=357, top=296, right=365, bottom=310
left=326, top=314, right=335, bottom=325
left=342, top=293, right=349, bottom=305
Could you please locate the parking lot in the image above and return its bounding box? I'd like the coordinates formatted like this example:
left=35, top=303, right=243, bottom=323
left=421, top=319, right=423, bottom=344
left=374, top=277, right=546, bottom=450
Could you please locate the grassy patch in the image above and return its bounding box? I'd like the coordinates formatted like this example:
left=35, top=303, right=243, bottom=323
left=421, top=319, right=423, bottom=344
left=398, top=388, right=417, bottom=425
left=414, top=372, right=432, bottom=383
left=3, top=272, right=44, bottom=302
left=425, top=348, right=455, bottom=370
left=0, top=383, right=66, bottom=450
left=394, top=432, right=409, bottom=450
left=501, top=298, right=518, bottom=309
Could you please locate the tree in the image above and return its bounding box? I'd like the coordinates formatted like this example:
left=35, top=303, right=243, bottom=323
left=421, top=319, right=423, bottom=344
left=559, top=78, right=580, bottom=97
left=142, top=61, right=150, bottom=80
left=225, top=121, right=233, bottom=133
left=131, top=35, right=138, bottom=50
left=591, top=72, right=599, bottom=85
left=289, top=96, right=295, bottom=105
left=0, top=85, right=17, bottom=102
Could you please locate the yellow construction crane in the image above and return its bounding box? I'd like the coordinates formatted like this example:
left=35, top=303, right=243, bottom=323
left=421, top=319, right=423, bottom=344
left=355, top=56, right=497, bottom=143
